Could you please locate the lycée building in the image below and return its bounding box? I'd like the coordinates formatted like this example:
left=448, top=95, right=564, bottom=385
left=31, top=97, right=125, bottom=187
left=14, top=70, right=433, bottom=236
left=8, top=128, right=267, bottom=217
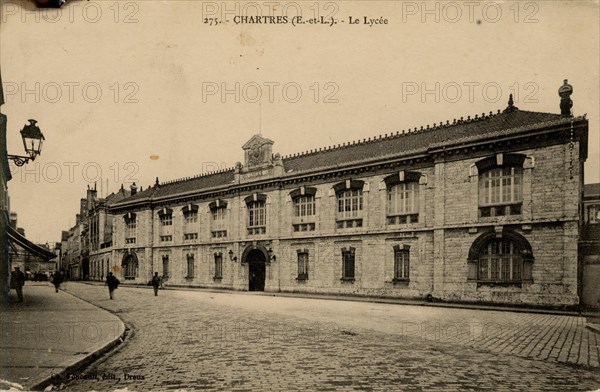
left=75, top=84, right=590, bottom=307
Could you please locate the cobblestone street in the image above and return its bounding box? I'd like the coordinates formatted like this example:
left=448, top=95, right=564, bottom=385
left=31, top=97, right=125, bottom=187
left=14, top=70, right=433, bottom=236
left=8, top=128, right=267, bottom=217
left=57, top=283, right=600, bottom=391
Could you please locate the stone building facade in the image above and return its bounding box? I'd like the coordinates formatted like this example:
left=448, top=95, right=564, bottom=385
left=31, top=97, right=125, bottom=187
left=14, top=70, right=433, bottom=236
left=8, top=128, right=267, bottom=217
left=70, top=90, right=589, bottom=307
left=61, top=185, right=130, bottom=280
left=581, top=183, right=600, bottom=308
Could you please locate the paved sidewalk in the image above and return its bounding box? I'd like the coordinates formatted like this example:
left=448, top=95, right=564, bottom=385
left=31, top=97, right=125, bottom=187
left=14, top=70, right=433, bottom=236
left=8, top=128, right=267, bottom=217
left=0, top=282, right=126, bottom=391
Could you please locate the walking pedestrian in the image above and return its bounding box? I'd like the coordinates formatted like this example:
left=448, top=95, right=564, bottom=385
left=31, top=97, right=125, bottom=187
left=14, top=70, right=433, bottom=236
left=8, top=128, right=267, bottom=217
left=105, top=272, right=120, bottom=300
left=10, top=267, right=26, bottom=302
left=151, top=272, right=160, bottom=296
left=52, top=270, right=64, bottom=293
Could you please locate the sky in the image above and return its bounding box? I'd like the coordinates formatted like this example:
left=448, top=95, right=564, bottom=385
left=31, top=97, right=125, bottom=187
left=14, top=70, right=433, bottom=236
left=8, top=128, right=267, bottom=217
left=1, top=0, right=599, bottom=244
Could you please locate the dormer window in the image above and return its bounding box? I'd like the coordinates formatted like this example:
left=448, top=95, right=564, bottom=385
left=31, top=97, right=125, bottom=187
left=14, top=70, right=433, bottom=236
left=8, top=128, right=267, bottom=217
left=477, top=154, right=525, bottom=218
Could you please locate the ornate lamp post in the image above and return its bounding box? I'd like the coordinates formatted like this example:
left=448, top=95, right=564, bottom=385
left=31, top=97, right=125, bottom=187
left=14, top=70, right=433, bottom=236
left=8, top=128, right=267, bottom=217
left=7, top=120, right=45, bottom=166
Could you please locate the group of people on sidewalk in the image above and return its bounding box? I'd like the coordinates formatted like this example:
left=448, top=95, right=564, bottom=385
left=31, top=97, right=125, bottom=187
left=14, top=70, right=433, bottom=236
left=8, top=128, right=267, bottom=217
left=8, top=268, right=65, bottom=302
left=9, top=266, right=164, bottom=302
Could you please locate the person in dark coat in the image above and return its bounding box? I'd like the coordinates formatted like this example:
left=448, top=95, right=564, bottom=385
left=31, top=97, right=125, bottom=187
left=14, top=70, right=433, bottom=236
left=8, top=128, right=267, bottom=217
left=105, top=272, right=120, bottom=300
left=52, top=270, right=64, bottom=293
left=10, top=267, right=26, bottom=302
left=151, top=272, right=160, bottom=296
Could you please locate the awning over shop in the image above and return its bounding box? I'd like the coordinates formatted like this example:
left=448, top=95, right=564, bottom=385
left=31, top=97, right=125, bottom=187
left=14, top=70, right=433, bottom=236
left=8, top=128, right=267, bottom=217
left=6, top=221, right=56, bottom=261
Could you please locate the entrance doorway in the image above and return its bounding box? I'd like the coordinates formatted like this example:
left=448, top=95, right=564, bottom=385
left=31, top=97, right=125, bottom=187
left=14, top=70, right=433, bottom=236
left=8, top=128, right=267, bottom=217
left=247, top=249, right=266, bottom=291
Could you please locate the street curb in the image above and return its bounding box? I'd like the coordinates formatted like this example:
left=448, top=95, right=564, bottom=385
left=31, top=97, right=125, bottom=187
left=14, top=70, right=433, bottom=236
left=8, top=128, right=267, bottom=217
left=29, top=290, right=128, bottom=392
left=585, top=324, right=600, bottom=335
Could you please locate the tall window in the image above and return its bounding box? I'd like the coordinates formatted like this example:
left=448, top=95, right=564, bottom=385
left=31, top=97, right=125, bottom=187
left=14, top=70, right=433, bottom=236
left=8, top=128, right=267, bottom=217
left=393, top=246, right=410, bottom=281
left=214, top=253, right=223, bottom=279
left=162, top=255, right=169, bottom=279
left=184, top=210, right=198, bottom=241
left=336, top=182, right=364, bottom=229
left=160, top=214, right=173, bottom=226
left=341, top=247, right=355, bottom=280
left=337, top=189, right=363, bottom=219
left=479, top=167, right=523, bottom=217
left=247, top=201, right=266, bottom=235
left=478, top=239, right=522, bottom=282
left=388, top=183, right=419, bottom=224
left=123, top=254, right=137, bottom=279
left=186, top=254, right=195, bottom=279
left=293, top=195, right=316, bottom=232
left=297, top=251, right=309, bottom=280
left=158, top=209, right=173, bottom=242
left=211, top=207, right=228, bottom=238
left=125, top=216, right=136, bottom=244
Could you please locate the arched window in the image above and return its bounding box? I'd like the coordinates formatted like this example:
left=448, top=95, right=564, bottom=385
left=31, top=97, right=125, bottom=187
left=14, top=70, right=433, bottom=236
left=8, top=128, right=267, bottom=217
left=477, top=154, right=525, bottom=217
left=468, top=230, right=533, bottom=285
left=478, top=238, right=521, bottom=282
left=122, top=252, right=138, bottom=280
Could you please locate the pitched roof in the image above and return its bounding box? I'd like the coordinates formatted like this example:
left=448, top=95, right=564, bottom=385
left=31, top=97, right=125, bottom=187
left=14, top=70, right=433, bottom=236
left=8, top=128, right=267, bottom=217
left=282, top=109, right=567, bottom=174
left=584, top=183, right=600, bottom=198
left=112, top=106, right=583, bottom=207
left=104, top=189, right=132, bottom=205
left=113, top=170, right=235, bottom=206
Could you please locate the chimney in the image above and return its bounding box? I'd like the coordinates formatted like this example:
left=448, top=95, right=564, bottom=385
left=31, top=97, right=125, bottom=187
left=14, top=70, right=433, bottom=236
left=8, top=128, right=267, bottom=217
left=80, top=198, right=87, bottom=217
left=87, top=184, right=98, bottom=210
left=558, top=79, right=573, bottom=117
left=76, top=214, right=81, bottom=224
left=130, top=182, right=137, bottom=196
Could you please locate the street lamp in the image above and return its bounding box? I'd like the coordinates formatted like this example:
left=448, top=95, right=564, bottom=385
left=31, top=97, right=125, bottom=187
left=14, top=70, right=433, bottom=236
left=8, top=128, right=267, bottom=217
left=7, top=120, right=44, bottom=166
left=228, top=249, right=237, bottom=262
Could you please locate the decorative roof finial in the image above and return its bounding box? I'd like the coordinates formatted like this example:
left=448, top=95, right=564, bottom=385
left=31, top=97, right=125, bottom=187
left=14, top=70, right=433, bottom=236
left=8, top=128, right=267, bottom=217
left=558, top=79, right=573, bottom=117
left=155, top=177, right=160, bottom=187
left=503, top=93, right=518, bottom=113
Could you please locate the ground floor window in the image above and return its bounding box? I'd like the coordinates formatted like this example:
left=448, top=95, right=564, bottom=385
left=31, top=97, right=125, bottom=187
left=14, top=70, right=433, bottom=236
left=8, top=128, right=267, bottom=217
left=468, top=231, right=533, bottom=285
left=341, top=247, right=355, bottom=281
left=214, top=253, right=223, bottom=279
left=123, top=254, right=138, bottom=280
left=162, top=255, right=169, bottom=279
left=478, top=239, right=522, bottom=282
left=297, top=250, right=309, bottom=280
left=186, top=254, right=195, bottom=279
left=393, top=246, right=410, bottom=281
